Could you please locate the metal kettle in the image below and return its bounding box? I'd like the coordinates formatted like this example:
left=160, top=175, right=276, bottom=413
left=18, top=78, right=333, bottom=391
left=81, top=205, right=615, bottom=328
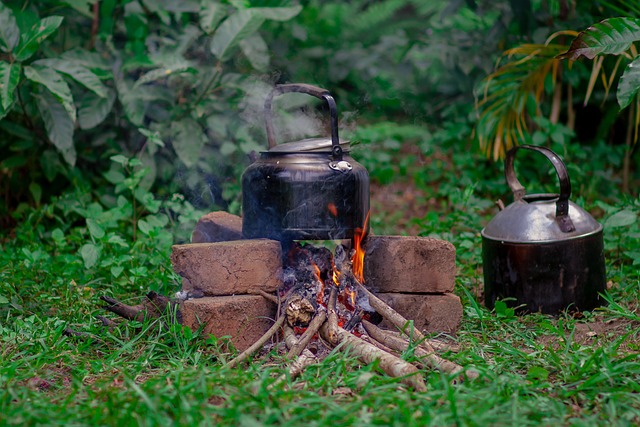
left=481, top=145, right=606, bottom=314
left=241, top=84, right=370, bottom=242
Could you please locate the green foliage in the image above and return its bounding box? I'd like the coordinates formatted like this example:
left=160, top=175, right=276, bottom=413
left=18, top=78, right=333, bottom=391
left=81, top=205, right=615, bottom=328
left=559, top=17, right=640, bottom=60
left=265, top=0, right=516, bottom=119
left=0, top=0, right=302, bottom=226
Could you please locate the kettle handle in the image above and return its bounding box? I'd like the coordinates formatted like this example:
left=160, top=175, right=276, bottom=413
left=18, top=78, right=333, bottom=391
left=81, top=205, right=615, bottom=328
left=264, top=83, right=342, bottom=160
left=505, top=145, right=576, bottom=233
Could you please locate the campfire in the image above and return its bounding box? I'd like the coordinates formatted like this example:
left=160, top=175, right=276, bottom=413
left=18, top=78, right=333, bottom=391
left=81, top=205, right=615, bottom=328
left=100, top=84, right=472, bottom=389
left=101, top=213, right=473, bottom=391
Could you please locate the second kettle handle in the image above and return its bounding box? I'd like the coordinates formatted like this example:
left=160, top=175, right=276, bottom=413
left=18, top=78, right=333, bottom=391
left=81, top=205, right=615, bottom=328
left=505, top=145, right=576, bottom=233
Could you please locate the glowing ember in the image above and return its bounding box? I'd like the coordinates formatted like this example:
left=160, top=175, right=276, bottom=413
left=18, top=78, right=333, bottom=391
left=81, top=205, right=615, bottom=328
left=351, top=211, right=370, bottom=283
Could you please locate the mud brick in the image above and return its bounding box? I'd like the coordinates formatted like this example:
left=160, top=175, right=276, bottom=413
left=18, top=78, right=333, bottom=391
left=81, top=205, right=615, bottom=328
left=363, top=236, right=455, bottom=294
left=171, top=239, right=282, bottom=296
left=181, top=295, right=277, bottom=351
left=377, top=293, right=462, bottom=334
left=191, top=211, right=243, bottom=243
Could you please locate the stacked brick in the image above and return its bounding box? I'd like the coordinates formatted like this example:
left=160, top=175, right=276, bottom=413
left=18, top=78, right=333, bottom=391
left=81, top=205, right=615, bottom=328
left=171, top=212, right=281, bottom=351
left=363, top=236, right=462, bottom=334
left=171, top=212, right=462, bottom=351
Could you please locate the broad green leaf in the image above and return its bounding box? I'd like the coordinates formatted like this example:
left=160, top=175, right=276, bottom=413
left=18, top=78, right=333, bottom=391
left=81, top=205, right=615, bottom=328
left=617, top=57, right=640, bottom=109
left=141, top=0, right=199, bottom=13
left=40, top=149, right=63, bottom=181
left=171, top=118, right=206, bottom=167
left=252, top=6, right=302, bottom=21
left=138, top=128, right=165, bottom=147
left=133, top=64, right=195, bottom=89
left=78, top=89, right=116, bottom=130
left=86, top=218, right=105, bottom=239
left=59, top=48, right=111, bottom=75
left=35, top=90, right=76, bottom=166
left=29, top=182, right=42, bottom=204
left=110, top=154, right=129, bottom=166
left=24, top=65, right=76, bottom=121
left=0, top=3, right=20, bottom=52
left=211, top=10, right=265, bottom=61
left=0, top=295, right=8, bottom=304
left=111, top=266, right=124, bottom=278
left=80, top=243, right=100, bottom=268
left=14, top=16, right=64, bottom=61
left=239, top=34, right=269, bottom=71
left=51, top=228, right=65, bottom=242
left=137, top=218, right=151, bottom=235
left=607, top=209, right=638, bottom=227
left=199, top=0, right=227, bottom=34
left=115, top=78, right=145, bottom=126
left=558, top=17, right=640, bottom=60
left=0, top=103, right=7, bottom=121
left=0, top=61, right=21, bottom=110
left=34, top=58, right=108, bottom=98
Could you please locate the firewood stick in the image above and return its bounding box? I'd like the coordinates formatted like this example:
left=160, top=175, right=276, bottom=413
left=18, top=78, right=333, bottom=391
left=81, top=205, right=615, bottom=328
left=250, top=289, right=279, bottom=305
left=319, top=322, right=427, bottom=392
left=363, top=324, right=460, bottom=353
left=283, top=323, right=298, bottom=350
left=95, top=315, right=118, bottom=328
left=100, top=296, right=146, bottom=321
left=360, top=333, right=399, bottom=355
left=354, top=283, right=435, bottom=353
left=226, top=315, right=285, bottom=369
left=325, top=287, right=339, bottom=345
left=270, top=347, right=318, bottom=390
left=287, top=308, right=327, bottom=359
left=362, top=320, right=466, bottom=376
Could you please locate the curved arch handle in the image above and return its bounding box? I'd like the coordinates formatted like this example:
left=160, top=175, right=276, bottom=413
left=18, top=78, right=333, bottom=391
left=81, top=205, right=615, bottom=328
left=264, top=83, right=342, bottom=160
left=505, top=145, right=575, bottom=233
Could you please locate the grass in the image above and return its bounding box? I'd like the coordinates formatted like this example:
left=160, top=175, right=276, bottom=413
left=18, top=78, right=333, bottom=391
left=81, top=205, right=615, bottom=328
left=1, top=139, right=639, bottom=426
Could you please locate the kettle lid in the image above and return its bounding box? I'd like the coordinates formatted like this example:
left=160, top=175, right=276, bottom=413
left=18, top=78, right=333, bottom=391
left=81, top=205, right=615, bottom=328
left=268, top=137, right=351, bottom=153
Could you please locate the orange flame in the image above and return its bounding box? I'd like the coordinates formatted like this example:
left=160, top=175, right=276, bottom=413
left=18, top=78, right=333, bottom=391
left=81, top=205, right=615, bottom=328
left=332, top=268, right=341, bottom=287
left=312, top=262, right=325, bottom=305
left=348, top=289, right=356, bottom=307
left=351, top=211, right=370, bottom=283
left=312, top=263, right=321, bottom=282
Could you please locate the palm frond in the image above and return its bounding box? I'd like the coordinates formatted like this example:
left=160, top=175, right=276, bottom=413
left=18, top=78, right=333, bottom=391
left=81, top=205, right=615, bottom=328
left=474, top=43, right=567, bottom=160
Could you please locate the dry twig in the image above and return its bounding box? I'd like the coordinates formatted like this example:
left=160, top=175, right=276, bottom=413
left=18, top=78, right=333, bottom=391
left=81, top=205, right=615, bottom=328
left=226, top=315, right=285, bottom=369
left=287, top=308, right=327, bottom=359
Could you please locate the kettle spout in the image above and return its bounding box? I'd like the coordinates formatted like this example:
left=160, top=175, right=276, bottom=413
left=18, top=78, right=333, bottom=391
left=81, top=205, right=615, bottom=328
left=495, top=199, right=506, bottom=211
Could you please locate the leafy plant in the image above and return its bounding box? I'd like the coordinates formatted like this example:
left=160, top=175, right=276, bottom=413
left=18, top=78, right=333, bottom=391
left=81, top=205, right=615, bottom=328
left=0, top=0, right=302, bottom=227
left=474, top=4, right=640, bottom=193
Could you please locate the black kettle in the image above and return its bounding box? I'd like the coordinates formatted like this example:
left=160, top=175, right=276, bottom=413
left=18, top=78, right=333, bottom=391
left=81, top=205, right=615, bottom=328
left=481, top=145, right=606, bottom=314
left=241, top=84, right=370, bottom=242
